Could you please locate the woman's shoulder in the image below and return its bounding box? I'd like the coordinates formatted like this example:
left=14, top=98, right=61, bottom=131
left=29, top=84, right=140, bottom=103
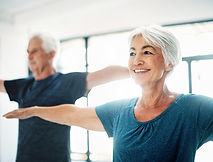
left=178, top=93, right=213, bottom=101
left=96, top=97, right=138, bottom=112
left=175, top=93, right=213, bottom=109
left=103, top=97, right=137, bottom=106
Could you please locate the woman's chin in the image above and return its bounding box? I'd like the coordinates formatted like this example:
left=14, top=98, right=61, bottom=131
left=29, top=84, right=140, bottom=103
left=133, top=79, right=147, bottom=87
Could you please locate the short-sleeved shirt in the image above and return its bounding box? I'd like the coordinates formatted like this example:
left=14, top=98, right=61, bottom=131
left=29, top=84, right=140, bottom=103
left=95, top=94, right=213, bottom=162
left=4, top=72, right=88, bottom=162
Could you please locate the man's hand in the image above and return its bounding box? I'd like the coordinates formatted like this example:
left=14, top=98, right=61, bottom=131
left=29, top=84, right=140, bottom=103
left=0, top=80, right=6, bottom=92
left=3, top=107, right=35, bottom=119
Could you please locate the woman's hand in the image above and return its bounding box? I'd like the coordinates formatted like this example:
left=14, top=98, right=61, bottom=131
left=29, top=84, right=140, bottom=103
left=3, top=107, right=36, bottom=119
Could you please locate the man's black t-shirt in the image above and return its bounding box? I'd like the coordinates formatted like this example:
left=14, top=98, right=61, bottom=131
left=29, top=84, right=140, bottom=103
left=4, top=72, right=87, bottom=162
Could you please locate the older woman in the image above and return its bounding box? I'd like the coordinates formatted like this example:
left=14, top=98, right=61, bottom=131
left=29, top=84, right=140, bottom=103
left=4, top=25, right=213, bottom=162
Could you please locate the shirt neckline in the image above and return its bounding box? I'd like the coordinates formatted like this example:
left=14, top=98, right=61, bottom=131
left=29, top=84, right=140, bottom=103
left=130, top=94, right=184, bottom=124
left=31, top=72, right=60, bottom=90
left=33, top=72, right=60, bottom=83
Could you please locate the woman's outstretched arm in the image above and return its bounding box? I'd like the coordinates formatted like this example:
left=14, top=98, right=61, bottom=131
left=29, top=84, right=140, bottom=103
left=3, top=105, right=104, bottom=131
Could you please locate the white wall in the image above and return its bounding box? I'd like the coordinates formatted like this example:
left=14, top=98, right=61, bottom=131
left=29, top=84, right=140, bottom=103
left=11, top=0, right=213, bottom=39
left=0, top=22, right=28, bottom=162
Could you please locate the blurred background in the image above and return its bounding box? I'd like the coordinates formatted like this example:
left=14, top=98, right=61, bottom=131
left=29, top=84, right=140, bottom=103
left=0, top=0, right=213, bottom=161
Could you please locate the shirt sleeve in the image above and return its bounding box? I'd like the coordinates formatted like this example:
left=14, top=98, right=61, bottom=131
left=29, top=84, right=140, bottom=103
left=95, top=99, right=131, bottom=137
left=4, top=78, right=31, bottom=102
left=194, top=95, right=213, bottom=144
left=64, top=72, right=88, bottom=101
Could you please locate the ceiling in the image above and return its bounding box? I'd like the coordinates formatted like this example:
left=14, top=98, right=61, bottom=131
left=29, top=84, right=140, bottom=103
left=0, top=0, right=213, bottom=40
left=1, top=0, right=213, bottom=25
left=0, top=0, right=102, bottom=23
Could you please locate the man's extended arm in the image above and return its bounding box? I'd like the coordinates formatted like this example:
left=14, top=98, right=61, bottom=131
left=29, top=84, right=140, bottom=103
left=3, top=105, right=105, bottom=131
left=0, top=80, right=6, bottom=92
left=86, top=65, right=129, bottom=90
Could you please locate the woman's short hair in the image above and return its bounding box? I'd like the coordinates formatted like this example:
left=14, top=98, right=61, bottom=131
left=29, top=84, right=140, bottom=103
left=29, top=32, right=59, bottom=54
left=128, top=25, right=181, bottom=71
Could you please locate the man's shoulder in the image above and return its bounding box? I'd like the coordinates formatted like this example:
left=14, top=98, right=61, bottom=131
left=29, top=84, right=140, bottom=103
left=61, top=72, right=88, bottom=79
left=5, top=76, right=33, bottom=84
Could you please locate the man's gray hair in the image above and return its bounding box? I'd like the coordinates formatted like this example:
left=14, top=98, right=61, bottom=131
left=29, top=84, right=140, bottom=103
left=128, top=25, right=181, bottom=71
left=29, top=32, right=60, bottom=54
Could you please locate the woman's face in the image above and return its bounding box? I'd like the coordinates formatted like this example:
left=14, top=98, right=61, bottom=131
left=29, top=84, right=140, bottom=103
left=128, top=34, right=171, bottom=87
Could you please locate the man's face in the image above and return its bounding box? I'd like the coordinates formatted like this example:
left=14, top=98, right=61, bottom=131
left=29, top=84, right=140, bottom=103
left=27, top=38, right=51, bottom=73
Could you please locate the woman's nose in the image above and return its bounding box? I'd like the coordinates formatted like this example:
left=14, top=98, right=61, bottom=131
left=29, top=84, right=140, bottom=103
left=133, top=54, right=144, bottom=65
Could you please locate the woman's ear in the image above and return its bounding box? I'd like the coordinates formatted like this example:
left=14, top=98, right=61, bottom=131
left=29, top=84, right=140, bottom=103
left=165, top=64, right=174, bottom=72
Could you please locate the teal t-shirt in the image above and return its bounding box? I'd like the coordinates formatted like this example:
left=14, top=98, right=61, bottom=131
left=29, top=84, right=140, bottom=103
left=95, top=94, right=213, bottom=162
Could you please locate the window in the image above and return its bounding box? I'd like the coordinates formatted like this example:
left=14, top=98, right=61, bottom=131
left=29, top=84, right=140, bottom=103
left=166, top=61, right=189, bottom=94
left=57, top=39, right=86, bottom=73
left=57, top=39, right=88, bottom=161
left=192, top=60, right=213, bottom=97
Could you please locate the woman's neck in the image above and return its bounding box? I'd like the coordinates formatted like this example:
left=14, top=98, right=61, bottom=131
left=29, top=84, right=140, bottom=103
left=137, top=85, right=178, bottom=110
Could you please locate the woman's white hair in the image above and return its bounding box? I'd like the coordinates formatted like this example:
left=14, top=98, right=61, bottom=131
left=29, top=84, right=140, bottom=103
left=128, top=25, right=181, bottom=73
left=29, top=32, right=59, bottom=54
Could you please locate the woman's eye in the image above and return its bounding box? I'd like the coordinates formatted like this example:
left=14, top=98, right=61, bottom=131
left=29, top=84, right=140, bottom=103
left=144, top=51, right=153, bottom=55
left=130, top=52, right=135, bottom=56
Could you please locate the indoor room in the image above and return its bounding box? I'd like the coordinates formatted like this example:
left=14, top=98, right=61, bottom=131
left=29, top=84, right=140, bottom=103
left=0, top=0, right=213, bottom=162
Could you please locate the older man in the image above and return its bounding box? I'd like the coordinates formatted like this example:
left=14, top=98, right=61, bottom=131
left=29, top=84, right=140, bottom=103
left=0, top=33, right=129, bottom=162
